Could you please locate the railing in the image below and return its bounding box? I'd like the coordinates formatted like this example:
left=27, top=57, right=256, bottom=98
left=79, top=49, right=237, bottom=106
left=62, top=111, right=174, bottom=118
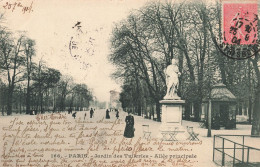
left=213, top=135, right=260, bottom=167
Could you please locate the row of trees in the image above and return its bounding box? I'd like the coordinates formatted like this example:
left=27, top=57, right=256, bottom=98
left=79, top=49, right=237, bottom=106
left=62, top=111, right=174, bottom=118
left=0, top=16, right=93, bottom=115
left=109, top=1, right=260, bottom=135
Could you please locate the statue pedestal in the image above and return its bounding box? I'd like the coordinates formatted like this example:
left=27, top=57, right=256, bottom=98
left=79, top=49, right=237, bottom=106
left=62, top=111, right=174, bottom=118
left=158, top=99, right=186, bottom=140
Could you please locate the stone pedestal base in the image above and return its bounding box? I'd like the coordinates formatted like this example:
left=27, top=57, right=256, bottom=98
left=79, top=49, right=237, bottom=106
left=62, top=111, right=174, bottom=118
left=158, top=99, right=186, bottom=140
left=160, top=100, right=185, bottom=128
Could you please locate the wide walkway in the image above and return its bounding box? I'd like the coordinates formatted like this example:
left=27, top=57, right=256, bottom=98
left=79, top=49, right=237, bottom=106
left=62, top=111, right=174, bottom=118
left=1, top=109, right=254, bottom=167
left=76, top=109, right=220, bottom=166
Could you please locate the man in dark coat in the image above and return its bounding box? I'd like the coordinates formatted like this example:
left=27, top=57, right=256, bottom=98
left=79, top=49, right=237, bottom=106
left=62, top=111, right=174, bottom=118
left=90, top=108, right=94, bottom=118
left=68, top=108, right=72, bottom=114
left=116, top=110, right=119, bottom=119
left=123, top=112, right=134, bottom=138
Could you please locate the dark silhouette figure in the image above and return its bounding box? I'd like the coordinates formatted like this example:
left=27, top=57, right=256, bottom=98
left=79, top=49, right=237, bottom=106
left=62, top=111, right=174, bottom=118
left=123, top=112, right=135, bottom=138
left=116, top=110, right=119, bottom=119
left=84, top=113, right=87, bottom=120
left=90, top=108, right=94, bottom=118
left=106, top=109, right=110, bottom=119
left=68, top=108, right=72, bottom=114
left=72, top=112, right=77, bottom=119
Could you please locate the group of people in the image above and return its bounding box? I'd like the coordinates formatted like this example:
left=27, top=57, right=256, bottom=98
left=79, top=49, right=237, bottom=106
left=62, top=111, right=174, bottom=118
left=68, top=107, right=135, bottom=138
left=105, top=109, right=119, bottom=119
left=69, top=108, right=94, bottom=119
left=106, top=109, right=135, bottom=138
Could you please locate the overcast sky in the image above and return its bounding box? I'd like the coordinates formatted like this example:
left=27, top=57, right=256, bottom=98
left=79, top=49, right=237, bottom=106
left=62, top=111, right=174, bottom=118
left=1, top=0, right=149, bottom=102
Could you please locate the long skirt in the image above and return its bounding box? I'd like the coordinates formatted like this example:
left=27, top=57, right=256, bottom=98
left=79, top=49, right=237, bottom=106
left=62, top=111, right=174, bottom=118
left=123, top=124, right=134, bottom=138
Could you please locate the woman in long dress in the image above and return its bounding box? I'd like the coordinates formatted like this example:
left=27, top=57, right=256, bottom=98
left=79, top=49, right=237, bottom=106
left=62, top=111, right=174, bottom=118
left=106, top=109, right=110, bottom=119
left=123, top=112, right=134, bottom=138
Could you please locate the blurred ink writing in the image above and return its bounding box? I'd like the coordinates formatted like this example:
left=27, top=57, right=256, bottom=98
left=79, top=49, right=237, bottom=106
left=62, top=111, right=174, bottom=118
left=2, top=0, right=34, bottom=14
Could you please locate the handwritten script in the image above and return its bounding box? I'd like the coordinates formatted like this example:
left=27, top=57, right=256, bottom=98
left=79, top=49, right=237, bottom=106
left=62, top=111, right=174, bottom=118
left=1, top=113, right=202, bottom=166
left=2, top=0, right=34, bottom=14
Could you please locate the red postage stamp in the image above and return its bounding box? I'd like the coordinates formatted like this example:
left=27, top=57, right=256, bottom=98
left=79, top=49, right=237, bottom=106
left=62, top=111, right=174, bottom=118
left=222, top=0, right=258, bottom=45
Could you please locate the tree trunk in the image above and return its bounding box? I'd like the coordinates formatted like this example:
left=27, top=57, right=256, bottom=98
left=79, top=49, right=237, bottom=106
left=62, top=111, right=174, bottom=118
left=251, top=83, right=260, bottom=136
left=61, top=94, right=66, bottom=111
left=1, top=105, right=4, bottom=116
left=19, top=87, right=22, bottom=114
left=151, top=104, right=155, bottom=119
left=184, top=102, right=191, bottom=120
left=7, top=88, right=13, bottom=115
left=193, top=101, right=201, bottom=121
left=250, top=54, right=260, bottom=136
left=53, top=88, right=56, bottom=112
left=177, top=51, right=184, bottom=97
left=156, top=100, right=161, bottom=122
left=70, top=94, right=75, bottom=109
left=40, top=92, right=43, bottom=114
left=248, top=96, right=252, bottom=124
left=36, top=92, right=39, bottom=113
left=26, top=82, right=30, bottom=114
left=46, top=89, right=49, bottom=112
left=248, top=60, right=252, bottom=123
left=137, top=101, right=141, bottom=116
left=1, top=87, right=5, bottom=115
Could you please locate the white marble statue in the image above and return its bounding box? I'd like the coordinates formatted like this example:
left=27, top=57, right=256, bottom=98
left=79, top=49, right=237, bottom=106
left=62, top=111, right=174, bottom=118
left=164, top=59, right=180, bottom=100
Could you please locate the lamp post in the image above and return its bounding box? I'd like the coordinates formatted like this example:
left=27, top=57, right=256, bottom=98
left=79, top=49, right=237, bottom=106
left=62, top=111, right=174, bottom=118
left=207, top=68, right=212, bottom=137
left=207, top=43, right=213, bottom=137
left=207, top=98, right=212, bottom=137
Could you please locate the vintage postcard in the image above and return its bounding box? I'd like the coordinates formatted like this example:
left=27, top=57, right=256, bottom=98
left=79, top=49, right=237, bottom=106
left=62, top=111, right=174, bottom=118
left=0, top=0, right=259, bottom=166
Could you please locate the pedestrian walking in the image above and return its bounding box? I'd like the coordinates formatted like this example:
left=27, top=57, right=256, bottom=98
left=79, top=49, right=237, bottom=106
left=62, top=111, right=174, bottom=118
left=90, top=108, right=94, bottom=118
left=116, top=109, right=119, bottom=119
left=123, top=112, right=134, bottom=138
left=84, top=113, right=87, bottom=120
left=68, top=108, right=72, bottom=114
left=106, top=109, right=110, bottom=119
left=72, top=112, right=77, bottom=119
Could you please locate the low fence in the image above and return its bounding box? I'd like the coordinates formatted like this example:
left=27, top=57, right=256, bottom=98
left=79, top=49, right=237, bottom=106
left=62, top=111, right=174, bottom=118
left=213, top=135, right=260, bottom=167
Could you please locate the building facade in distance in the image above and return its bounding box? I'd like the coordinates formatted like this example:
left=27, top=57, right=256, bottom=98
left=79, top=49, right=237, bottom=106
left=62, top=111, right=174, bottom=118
left=109, top=90, right=122, bottom=110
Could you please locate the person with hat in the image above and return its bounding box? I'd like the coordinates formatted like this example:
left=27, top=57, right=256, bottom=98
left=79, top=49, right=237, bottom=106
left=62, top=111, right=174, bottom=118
left=123, top=112, right=135, bottom=138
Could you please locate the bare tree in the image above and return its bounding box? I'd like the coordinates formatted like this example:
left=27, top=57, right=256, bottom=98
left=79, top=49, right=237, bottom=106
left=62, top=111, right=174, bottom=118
left=23, top=38, right=36, bottom=114
left=0, top=31, right=25, bottom=115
